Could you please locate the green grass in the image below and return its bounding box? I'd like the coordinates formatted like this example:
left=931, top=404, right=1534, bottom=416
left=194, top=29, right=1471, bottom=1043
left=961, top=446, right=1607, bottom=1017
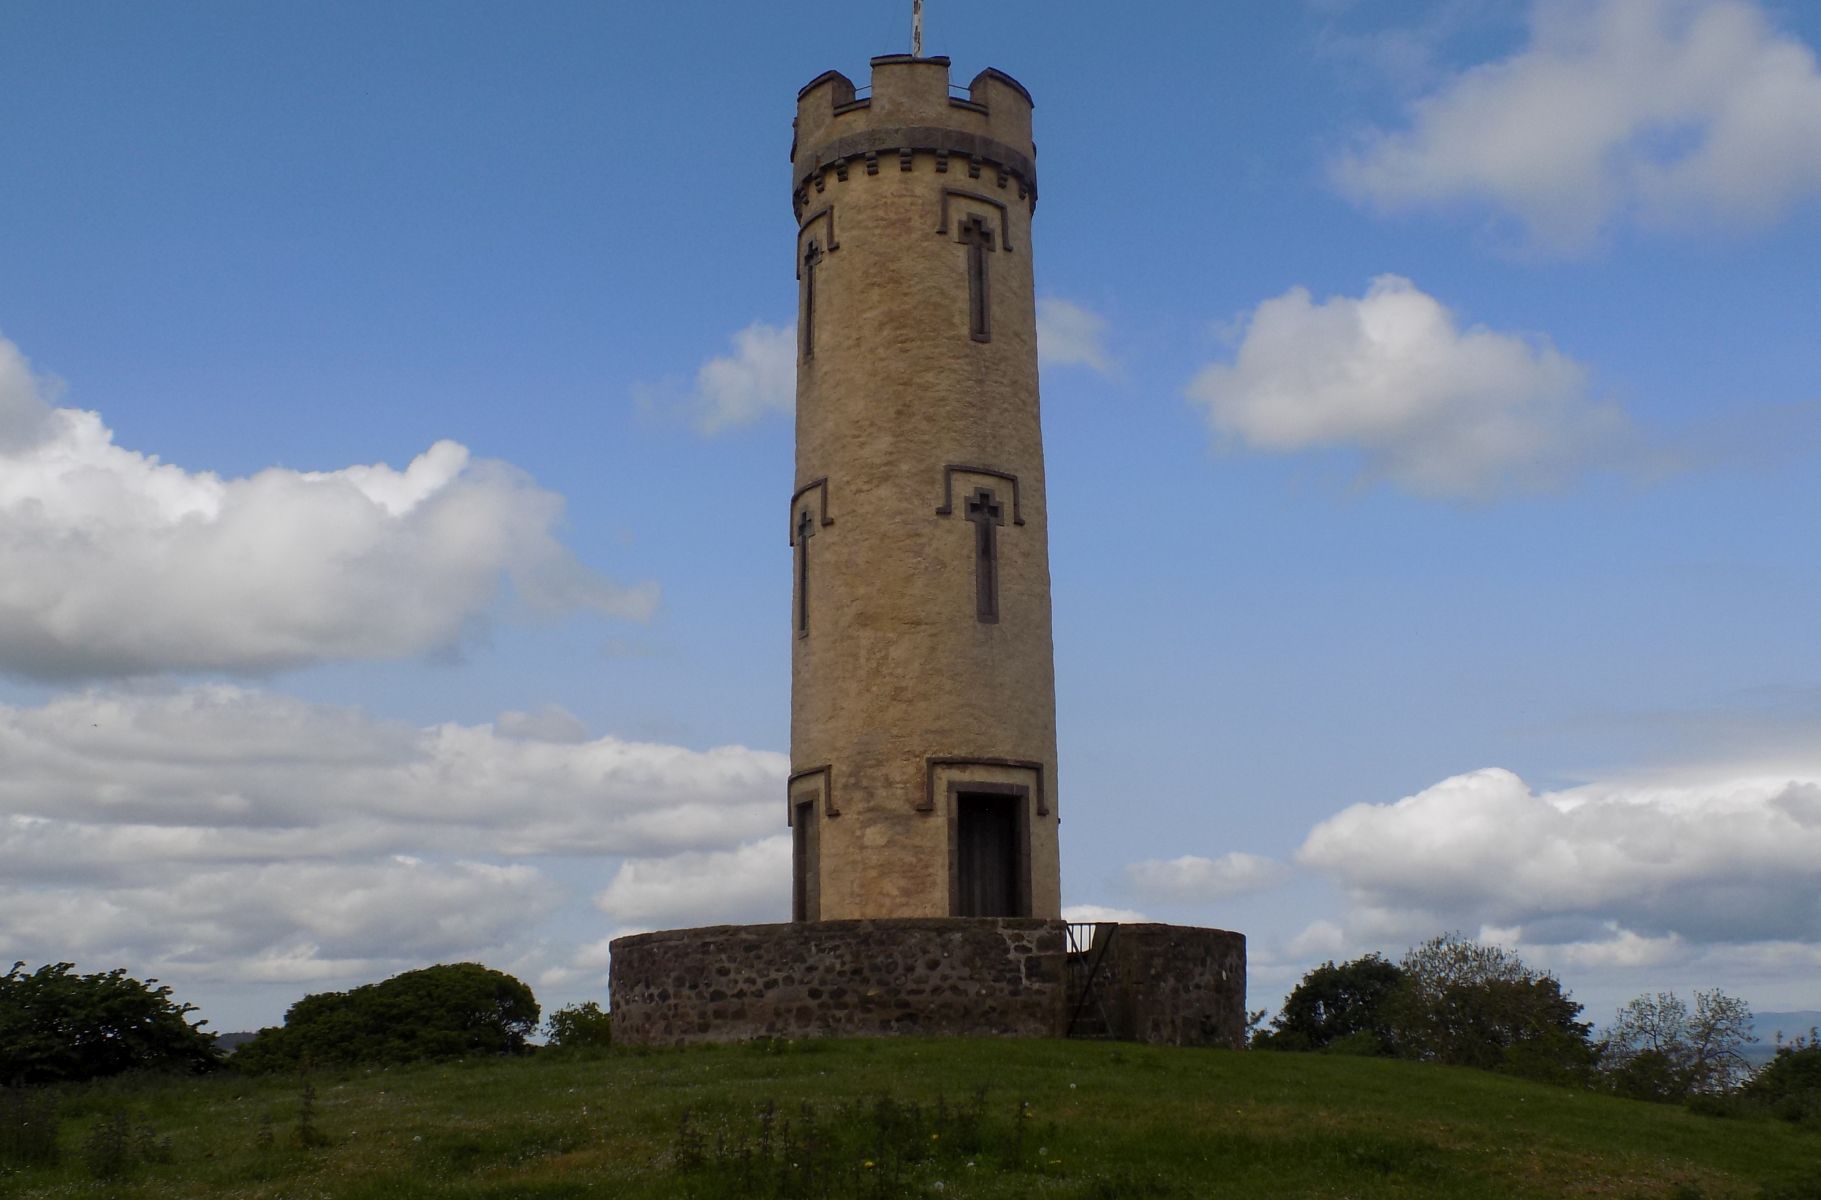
left=3, top=1038, right=1817, bottom=1198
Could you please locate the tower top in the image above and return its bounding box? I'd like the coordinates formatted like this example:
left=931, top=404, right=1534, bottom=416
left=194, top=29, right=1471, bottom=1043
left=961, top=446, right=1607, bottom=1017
left=792, top=57, right=1036, bottom=216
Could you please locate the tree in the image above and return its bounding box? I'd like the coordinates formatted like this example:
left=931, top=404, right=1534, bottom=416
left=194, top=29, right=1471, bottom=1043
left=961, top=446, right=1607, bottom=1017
left=1741, top=1029, right=1821, bottom=1122
left=1684, top=989, right=1756, bottom=1091
left=233, top=963, right=539, bottom=1072
left=1603, top=990, right=1755, bottom=1099
left=0, top=961, right=221, bottom=1085
left=1390, top=933, right=1596, bottom=1081
left=544, top=1001, right=613, bottom=1052
left=1256, top=955, right=1403, bottom=1054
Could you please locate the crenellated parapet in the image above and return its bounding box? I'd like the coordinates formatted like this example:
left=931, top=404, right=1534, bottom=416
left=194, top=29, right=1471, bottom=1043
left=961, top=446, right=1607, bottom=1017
left=792, top=55, right=1036, bottom=219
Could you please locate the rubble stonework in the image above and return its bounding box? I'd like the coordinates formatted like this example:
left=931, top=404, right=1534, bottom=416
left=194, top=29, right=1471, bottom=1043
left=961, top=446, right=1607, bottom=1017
left=1086, top=924, right=1249, bottom=1047
left=608, top=920, right=1246, bottom=1047
left=610, top=919, right=1064, bottom=1045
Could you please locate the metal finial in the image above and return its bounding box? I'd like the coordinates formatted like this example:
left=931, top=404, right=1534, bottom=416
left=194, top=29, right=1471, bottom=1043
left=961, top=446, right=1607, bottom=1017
left=912, top=0, right=923, bottom=56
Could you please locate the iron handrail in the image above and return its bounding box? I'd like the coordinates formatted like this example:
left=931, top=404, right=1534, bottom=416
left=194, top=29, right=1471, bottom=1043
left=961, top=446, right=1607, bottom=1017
left=1065, top=922, right=1118, bottom=1037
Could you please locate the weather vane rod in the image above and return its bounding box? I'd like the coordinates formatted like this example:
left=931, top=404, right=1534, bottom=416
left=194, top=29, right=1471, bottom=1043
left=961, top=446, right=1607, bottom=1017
left=912, top=0, right=923, bottom=56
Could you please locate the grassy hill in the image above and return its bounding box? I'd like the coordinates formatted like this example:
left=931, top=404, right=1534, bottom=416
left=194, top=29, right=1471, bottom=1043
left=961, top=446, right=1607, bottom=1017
left=4, top=1037, right=1817, bottom=1198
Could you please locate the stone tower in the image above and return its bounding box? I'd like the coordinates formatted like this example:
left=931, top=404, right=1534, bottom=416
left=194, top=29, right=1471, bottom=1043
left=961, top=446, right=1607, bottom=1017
left=787, top=55, right=1061, bottom=922
left=611, top=58, right=1245, bottom=1048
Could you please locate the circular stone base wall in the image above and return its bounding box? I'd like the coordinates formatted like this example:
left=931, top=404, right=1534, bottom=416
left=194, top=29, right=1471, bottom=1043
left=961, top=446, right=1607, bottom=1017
left=607, top=918, right=1245, bottom=1047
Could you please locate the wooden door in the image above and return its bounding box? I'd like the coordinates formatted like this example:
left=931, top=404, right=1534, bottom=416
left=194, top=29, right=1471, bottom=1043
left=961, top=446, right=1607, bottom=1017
left=955, top=791, right=1019, bottom=917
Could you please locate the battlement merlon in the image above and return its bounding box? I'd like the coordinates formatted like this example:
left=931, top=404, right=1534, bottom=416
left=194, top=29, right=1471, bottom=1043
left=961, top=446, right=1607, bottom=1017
left=792, top=56, right=1036, bottom=215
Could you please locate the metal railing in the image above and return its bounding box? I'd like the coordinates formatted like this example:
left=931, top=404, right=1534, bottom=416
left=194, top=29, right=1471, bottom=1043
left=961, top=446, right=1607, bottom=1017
left=1064, top=922, right=1119, bottom=1037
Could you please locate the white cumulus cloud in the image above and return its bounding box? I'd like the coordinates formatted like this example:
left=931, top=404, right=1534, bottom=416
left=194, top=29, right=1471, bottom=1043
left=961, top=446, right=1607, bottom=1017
left=0, top=685, right=785, bottom=864
left=1297, top=765, right=1821, bottom=949
left=495, top=704, right=593, bottom=744
left=594, top=835, right=790, bottom=928
left=0, top=859, right=558, bottom=985
left=0, top=333, right=655, bottom=681
left=1285, top=920, right=1349, bottom=961
left=1037, top=298, right=1114, bottom=374
left=1061, top=904, right=1150, bottom=924
left=1333, top=0, right=1821, bottom=252
left=1126, top=851, right=1290, bottom=903
left=1187, top=275, right=1631, bottom=499
left=686, top=321, right=797, bottom=434
left=0, top=685, right=788, bottom=983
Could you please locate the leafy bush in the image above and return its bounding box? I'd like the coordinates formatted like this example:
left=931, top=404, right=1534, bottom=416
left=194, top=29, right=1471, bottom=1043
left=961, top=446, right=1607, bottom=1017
left=233, top=962, right=539, bottom=1072
left=81, top=1110, right=132, bottom=1181
left=1390, top=933, right=1596, bottom=1081
left=1254, top=955, right=1403, bottom=1054
left=545, top=1001, right=613, bottom=1052
left=1741, top=1032, right=1821, bottom=1123
left=1607, top=1046, right=1695, bottom=1102
left=1267, top=928, right=1595, bottom=1077
left=1, top=962, right=221, bottom=1085
left=1263, top=935, right=1597, bottom=1083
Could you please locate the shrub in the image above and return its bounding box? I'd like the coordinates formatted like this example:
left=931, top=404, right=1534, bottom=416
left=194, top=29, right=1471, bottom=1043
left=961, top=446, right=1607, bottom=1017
left=545, top=1001, right=613, bottom=1052
left=1607, top=1047, right=1695, bottom=1102
left=1255, top=955, right=1402, bottom=1055
left=1390, top=934, right=1596, bottom=1081
left=0, top=962, right=221, bottom=1085
left=233, top=962, right=539, bottom=1072
left=1741, top=1033, right=1821, bottom=1124
left=81, top=1110, right=132, bottom=1181
left=1260, top=936, right=1597, bottom=1082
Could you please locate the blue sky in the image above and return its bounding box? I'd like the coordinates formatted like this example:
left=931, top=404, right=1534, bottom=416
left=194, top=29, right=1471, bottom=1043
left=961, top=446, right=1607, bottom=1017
left=3, top=0, right=1818, bottom=1033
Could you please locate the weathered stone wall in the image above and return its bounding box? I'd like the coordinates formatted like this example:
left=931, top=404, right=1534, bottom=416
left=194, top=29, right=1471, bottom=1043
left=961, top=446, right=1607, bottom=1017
left=1093, top=924, right=1248, bottom=1048
left=610, top=919, right=1247, bottom=1049
left=610, top=919, right=1066, bottom=1046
